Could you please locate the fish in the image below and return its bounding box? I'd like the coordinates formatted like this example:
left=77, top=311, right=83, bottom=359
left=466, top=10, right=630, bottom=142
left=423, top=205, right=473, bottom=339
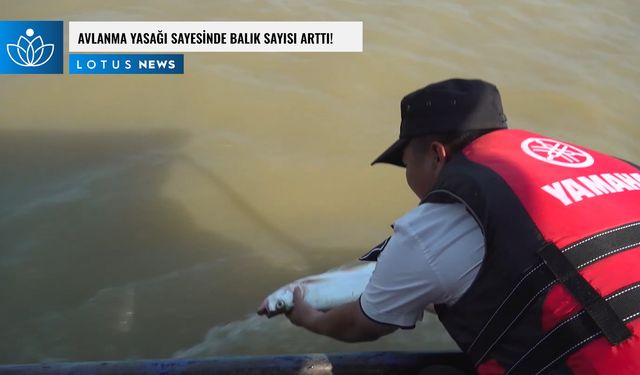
left=257, top=261, right=376, bottom=317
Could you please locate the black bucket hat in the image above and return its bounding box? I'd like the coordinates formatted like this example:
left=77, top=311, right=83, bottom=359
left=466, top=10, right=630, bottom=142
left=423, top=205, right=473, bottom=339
left=372, top=78, right=507, bottom=166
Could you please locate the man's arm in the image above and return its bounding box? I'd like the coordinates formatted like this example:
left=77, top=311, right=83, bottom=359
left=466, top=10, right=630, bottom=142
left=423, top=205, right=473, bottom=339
left=286, top=287, right=397, bottom=342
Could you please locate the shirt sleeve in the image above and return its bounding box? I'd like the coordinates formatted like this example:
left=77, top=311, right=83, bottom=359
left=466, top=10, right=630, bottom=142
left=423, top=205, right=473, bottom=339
left=360, top=203, right=485, bottom=328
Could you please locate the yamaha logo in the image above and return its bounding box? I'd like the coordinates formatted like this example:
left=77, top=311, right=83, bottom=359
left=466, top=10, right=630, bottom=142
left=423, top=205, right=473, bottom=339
left=521, top=137, right=594, bottom=168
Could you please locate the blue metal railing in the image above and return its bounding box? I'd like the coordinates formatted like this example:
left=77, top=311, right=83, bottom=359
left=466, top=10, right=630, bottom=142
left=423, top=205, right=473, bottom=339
left=0, top=351, right=473, bottom=375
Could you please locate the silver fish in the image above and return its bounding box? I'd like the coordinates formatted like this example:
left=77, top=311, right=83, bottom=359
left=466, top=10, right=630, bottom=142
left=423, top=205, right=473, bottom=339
left=257, top=261, right=375, bottom=317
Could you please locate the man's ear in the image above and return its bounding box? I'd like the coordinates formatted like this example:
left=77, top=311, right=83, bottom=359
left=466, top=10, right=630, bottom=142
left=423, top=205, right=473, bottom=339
left=431, top=142, right=448, bottom=163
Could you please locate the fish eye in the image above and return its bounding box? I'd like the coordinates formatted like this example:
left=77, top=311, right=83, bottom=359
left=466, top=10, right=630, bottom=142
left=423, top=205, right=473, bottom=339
left=275, top=300, right=285, bottom=309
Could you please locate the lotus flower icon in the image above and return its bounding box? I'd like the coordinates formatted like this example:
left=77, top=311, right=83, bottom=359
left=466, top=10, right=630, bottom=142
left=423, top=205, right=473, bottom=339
left=6, top=28, right=55, bottom=67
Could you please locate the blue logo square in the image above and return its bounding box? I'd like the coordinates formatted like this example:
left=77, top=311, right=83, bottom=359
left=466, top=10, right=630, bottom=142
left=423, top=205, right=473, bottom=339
left=0, top=21, right=63, bottom=74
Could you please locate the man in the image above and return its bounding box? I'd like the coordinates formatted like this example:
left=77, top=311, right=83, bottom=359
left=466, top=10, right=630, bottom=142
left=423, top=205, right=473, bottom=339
left=287, top=78, right=640, bottom=374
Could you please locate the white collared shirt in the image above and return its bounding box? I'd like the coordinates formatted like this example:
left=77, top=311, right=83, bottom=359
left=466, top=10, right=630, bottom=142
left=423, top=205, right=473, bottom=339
left=360, top=202, right=485, bottom=328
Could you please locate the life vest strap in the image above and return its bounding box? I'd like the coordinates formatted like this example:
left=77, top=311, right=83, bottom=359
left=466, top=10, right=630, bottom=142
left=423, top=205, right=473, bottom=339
left=539, top=243, right=631, bottom=345
left=506, top=282, right=640, bottom=375
left=466, top=221, right=640, bottom=366
left=561, top=221, right=640, bottom=270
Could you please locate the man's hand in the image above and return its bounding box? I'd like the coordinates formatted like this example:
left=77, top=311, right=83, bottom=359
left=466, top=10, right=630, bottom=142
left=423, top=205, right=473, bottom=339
left=285, top=287, right=323, bottom=328
left=285, top=287, right=398, bottom=342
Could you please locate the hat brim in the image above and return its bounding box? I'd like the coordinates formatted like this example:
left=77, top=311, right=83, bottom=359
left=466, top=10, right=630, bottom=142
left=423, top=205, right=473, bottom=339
left=371, top=138, right=409, bottom=167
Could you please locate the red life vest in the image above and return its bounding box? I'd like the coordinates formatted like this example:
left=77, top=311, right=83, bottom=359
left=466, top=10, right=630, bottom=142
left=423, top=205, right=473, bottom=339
left=427, top=129, right=640, bottom=374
